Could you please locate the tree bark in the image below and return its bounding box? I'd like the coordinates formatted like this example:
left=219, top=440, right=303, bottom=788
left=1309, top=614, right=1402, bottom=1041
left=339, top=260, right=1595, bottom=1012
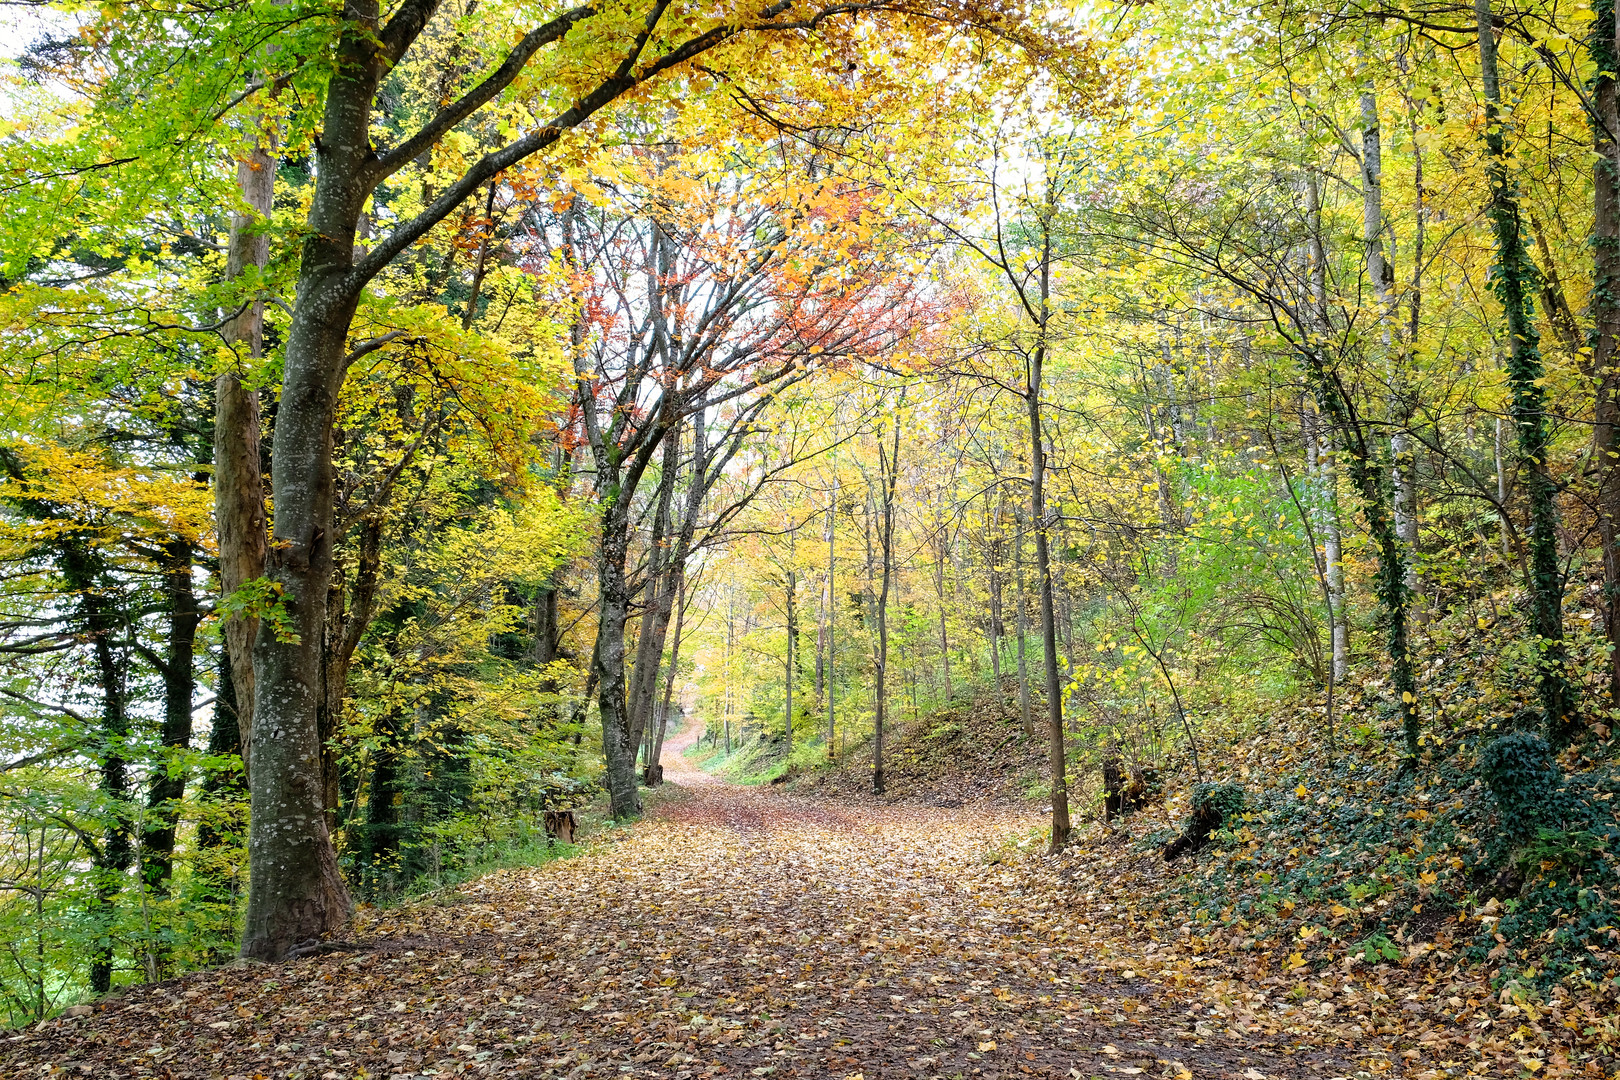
left=1477, top=0, right=1576, bottom=741
left=645, top=573, right=686, bottom=785
left=140, top=539, right=202, bottom=910
left=1028, top=348, right=1071, bottom=849
left=933, top=506, right=953, bottom=705
left=784, top=547, right=796, bottom=752
left=871, top=405, right=903, bottom=796
left=986, top=503, right=1004, bottom=685
left=1591, top=0, right=1620, bottom=707
left=1305, top=176, right=1351, bottom=684
left=1014, top=513, right=1033, bottom=740
left=56, top=539, right=131, bottom=994
left=239, top=0, right=391, bottom=957
left=1361, top=72, right=1423, bottom=612
left=826, top=476, right=837, bottom=758
left=215, top=91, right=274, bottom=779
left=627, top=423, right=680, bottom=756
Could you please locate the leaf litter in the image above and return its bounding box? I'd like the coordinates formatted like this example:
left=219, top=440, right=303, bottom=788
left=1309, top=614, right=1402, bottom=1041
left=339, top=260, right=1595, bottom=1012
left=0, top=736, right=1591, bottom=1079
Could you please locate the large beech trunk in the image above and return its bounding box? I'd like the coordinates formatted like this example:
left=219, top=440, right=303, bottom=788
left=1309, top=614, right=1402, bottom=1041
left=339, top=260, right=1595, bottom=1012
left=238, top=4, right=384, bottom=958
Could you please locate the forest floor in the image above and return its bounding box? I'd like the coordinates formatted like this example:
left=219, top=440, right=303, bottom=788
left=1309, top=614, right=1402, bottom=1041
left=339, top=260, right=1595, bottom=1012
left=0, top=723, right=1601, bottom=1080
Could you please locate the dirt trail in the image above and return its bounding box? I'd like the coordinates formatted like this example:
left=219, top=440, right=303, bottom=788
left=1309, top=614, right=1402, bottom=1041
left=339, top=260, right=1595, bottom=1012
left=0, top=754, right=1355, bottom=1080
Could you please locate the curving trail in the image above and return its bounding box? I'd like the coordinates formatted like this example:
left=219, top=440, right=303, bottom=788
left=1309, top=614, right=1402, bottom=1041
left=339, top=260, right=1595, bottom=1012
left=0, top=740, right=1350, bottom=1080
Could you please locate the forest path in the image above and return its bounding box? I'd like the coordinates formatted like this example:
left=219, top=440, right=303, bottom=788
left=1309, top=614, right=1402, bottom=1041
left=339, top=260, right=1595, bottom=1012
left=1, top=766, right=1355, bottom=1080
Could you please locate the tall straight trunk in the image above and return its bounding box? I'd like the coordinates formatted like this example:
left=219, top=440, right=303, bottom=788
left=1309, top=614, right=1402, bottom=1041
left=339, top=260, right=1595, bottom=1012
left=1307, top=174, right=1350, bottom=682
left=625, top=420, right=677, bottom=751
left=215, top=92, right=274, bottom=780
left=534, top=580, right=562, bottom=725
left=1496, top=416, right=1515, bottom=556
left=1014, top=515, right=1033, bottom=740
left=933, top=520, right=953, bottom=705
left=1299, top=412, right=1340, bottom=758
left=826, top=478, right=838, bottom=757
left=871, top=406, right=903, bottom=795
left=1310, top=416, right=1349, bottom=683
left=1023, top=212, right=1072, bottom=849
left=1028, top=349, right=1071, bottom=848
left=784, top=544, right=796, bottom=752
left=593, top=492, right=646, bottom=818
left=627, top=424, right=681, bottom=755
left=140, top=539, right=202, bottom=909
left=1298, top=350, right=1419, bottom=760
left=987, top=514, right=1004, bottom=684
left=1591, top=0, right=1620, bottom=707
left=724, top=582, right=735, bottom=756
left=239, top=0, right=417, bottom=957
left=1361, top=72, right=1422, bottom=611
left=815, top=566, right=827, bottom=704
left=56, top=541, right=131, bottom=994
left=646, top=573, right=687, bottom=785
left=1477, top=0, right=1577, bottom=740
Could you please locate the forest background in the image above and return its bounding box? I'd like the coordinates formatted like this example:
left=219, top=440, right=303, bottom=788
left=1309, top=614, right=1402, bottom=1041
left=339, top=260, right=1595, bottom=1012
left=0, top=0, right=1618, bottom=1031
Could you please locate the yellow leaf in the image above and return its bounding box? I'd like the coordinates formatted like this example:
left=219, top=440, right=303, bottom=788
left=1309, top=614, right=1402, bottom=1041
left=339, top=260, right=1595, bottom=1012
left=1296, top=784, right=1309, bottom=798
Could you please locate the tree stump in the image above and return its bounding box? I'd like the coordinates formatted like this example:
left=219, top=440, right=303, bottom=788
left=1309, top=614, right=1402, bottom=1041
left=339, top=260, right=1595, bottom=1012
left=544, top=810, right=577, bottom=846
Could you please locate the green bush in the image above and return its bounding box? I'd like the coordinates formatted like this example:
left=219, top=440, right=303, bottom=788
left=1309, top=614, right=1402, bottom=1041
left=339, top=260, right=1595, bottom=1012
left=1480, top=731, right=1562, bottom=845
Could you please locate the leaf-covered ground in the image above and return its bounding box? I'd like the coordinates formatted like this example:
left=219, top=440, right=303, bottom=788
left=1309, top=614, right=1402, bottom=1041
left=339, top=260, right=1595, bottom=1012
left=0, top=729, right=1590, bottom=1080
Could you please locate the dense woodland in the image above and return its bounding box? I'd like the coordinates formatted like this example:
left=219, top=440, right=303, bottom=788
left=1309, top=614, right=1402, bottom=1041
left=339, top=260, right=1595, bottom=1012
left=0, top=0, right=1618, bottom=1035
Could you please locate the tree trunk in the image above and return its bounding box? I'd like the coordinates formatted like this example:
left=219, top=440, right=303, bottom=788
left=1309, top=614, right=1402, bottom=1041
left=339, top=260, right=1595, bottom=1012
left=595, top=513, right=642, bottom=819
left=1014, top=514, right=1034, bottom=740
left=1477, top=0, right=1577, bottom=741
left=214, top=93, right=274, bottom=780
left=1299, top=354, right=1419, bottom=762
left=627, top=424, right=680, bottom=756
left=1591, top=0, right=1620, bottom=707
left=1306, top=173, right=1351, bottom=686
left=57, top=540, right=131, bottom=994
left=933, top=515, right=953, bottom=705
left=239, top=3, right=397, bottom=957
left=871, top=407, right=903, bottom=796
left=646, top=573, right=687, bottom=785
left=1028, top=345, right=1071, bottom=850
left=140, top=539, right=202, bottom=912
left=784, top=553, right=796, bottom=752
left=827, top=478, right=838, bottom=758
left=1361, top=73, right=1423, bottom=616
left=535, top=585, right=560, bottom=667
left=987, top=513, right=1004, bottom=685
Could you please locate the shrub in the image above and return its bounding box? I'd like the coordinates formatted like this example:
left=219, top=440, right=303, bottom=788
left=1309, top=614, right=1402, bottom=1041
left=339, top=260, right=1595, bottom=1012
left=1480, top=731, right=1562, bottom=846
